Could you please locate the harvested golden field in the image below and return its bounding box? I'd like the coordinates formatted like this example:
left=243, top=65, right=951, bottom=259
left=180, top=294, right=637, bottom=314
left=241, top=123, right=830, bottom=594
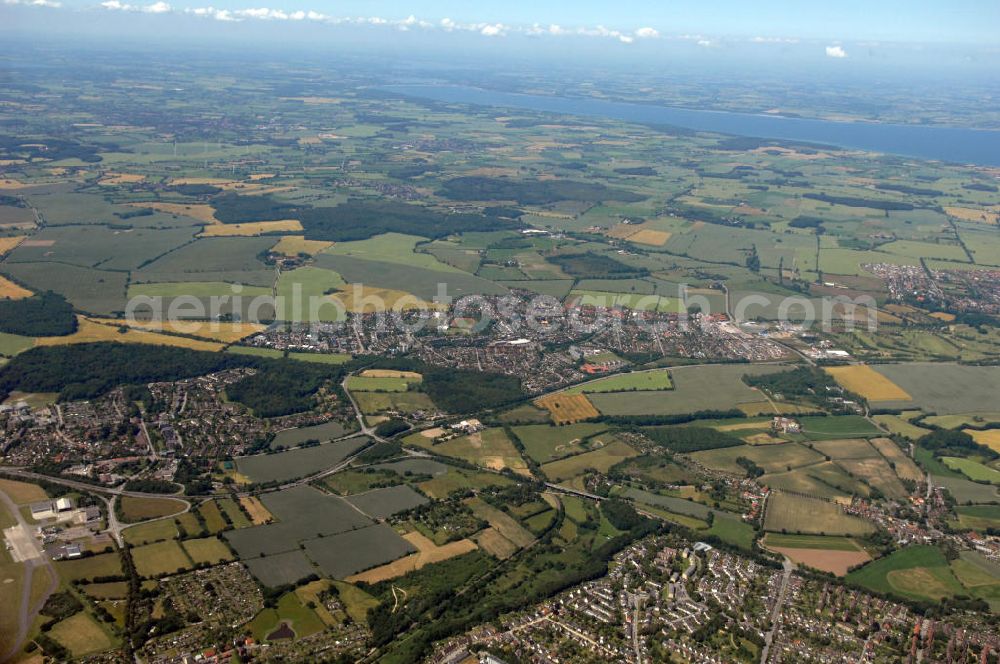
left=605, top=223, right=643, bottom=240
left=869, top=437, right=924, bottom=482
left=239, top=496, right=272, bottom=525
left=474, top=527, right=519, bottom=559
left=628, top=229, right=672, bottom=246
left=168, top=177, right=233, bottom=186
left=0, top=274, right=32, bottom=299
left=768, top=546, right=871, bottom=576
left=534, top=393, right=599, bottom=425
left=98, top=172, right=145, bottom=185
left=199, top=220, right=302, bottom=237
left=35, top=318, right=224, bottom=352
left=929, top=311, right=957, bottom=322
left=328, top=285, right=445, bottom=314
left=346, top=532, right=477, bottom=584
left=965, top=428, right=1000, bottom=454
left=825, top=365, right=912, bottom=401
left=130, top=202, right=219, bottom=223
left=944, top=206, right=998, bottom=225
left=0, top=179, right=31, bottom=190
left=248, top=173, right=276, bottom=181
left=107, top=319, right=265, bottom=343
left=361, top=369, right=422, bottom=379
left=0, top=236, right=25, bottom=256
left=271, top=235, right=333, bottom=256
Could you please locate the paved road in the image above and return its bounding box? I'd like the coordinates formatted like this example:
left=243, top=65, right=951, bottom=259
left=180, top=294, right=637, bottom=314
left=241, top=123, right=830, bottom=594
left=760, top=556, right=795, bottom=664
left=0, top=488, right=58, bottom=664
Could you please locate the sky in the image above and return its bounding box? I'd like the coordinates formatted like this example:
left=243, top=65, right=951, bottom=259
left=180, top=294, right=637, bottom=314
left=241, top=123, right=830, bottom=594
left=3, top=0, right=999, bottom=68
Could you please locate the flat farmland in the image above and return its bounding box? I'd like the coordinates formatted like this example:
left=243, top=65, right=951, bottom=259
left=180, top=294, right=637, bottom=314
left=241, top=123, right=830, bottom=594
left=245, top=549, right=317, bottom=588
left=760, top=462, right=870, bottom=501
left=965, top=429, right=1000, bottom=453
left=315, top=254, right=507, bottom=300
left=954, top=505, right=1000, bottom=531
left=412, top=428, right=530, bottom=475
left=355, top=391, right=436, bottom=416
left=836, top=456, right=908, bottom=499
left=847, top=545, right=964, bottom=602
left=0, top=275, right=31, bottom=299
left=825, top=365, right=912, bottom=401
left=182, top=537, right=235, bottom=565
left=345, top=485, right=428, bottom=519
left=564, top=369, right=673, bottom=394
left=0, top=262, right=128, bottom=315
left=225, top=485, right=373, bottom=558
left=122, top=519, right=178, bottom=545
left=345, top=375, right=417, bottom=392
left=798, top=416, right=883, bottom=439
left=55, top=552, right=122, bottom=581
left=236, top=436, right=370, bottom=484
left=303, top=524, right=416, bottom=578
left=34, top=317, right=224, bottom=352
left=5, top=224, right=196, bottom=271
left=511, top=422, right=608, bottom=463
left=540, top=439, right=638, bottom=482
left=467, top=497, right=536, bottom=549
left=132, top=540, right=192, bottom=577
left=869, top=437, right=924, bottom=482
left=271, top=420, right=350, bottom=449
left=871, top=363, right=1000, bottom=413
left=533, top=393, right=599, bottom=424
left=587, top=364, right=786, bottom=416
left=49, top=612, right=114, bottom=657
left=692, top=442, right=824, bottom=475
left=942, top=457, right=1000, bottom=484
left=764, top=491, right=874, bottom=536
left=873, top=414, right=931, bottom=440
left=345, top=531, right=478, bottom=584
left=763, top=533, right=871, bottom=576
left=118, top=495, right=187, bottom=523
left=811, top=438, right=879, bottom=459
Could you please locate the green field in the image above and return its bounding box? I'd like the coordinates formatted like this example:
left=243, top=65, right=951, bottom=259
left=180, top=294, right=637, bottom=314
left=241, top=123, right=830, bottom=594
left=763, top=533, right=862, bottom=551
left=798, top=416, right=882, bottom=439
left=764, top=491, right=874, bottom=536
left=236, top=436, right=370, bottom=484
left=540, top=439, right=638, bottom=482
left=872, top=364, right=1000, bottom=413
left=942, top=457, right=1000, bottom=484
left=693, top=442, right=824, bottom=475
left=249, top=590, right=326, bottom=641
left=132, top=540, right=192, bottom=577
left=846, top=545, right=965, bottom=602
left=511, top=422, right=608, bottom=463
left=182, top=537, right=236, bottom=565
left=954, top=505, right=1000, bottom=530
left=564, top=369, right=673, bottom=394
left=345, top=375, right=415, bottom=392
left=587, top=364, right=786, bottom=416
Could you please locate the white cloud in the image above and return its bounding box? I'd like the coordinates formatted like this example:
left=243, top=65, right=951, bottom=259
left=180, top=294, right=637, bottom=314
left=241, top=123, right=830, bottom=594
left=751, top=36, right=799, bottom=44
left=480, top=23, right=505, bottom=37
left=100, top=0, right=131, bottom=9
left=4, top=0, right=63, bottom=7
left=697, top=39, right=713, bottom=47
left=144, top=1, right=170, bottom=12
left=634, top=27, right=659, bottom=39
left=825, top=45, right=848, bottom=58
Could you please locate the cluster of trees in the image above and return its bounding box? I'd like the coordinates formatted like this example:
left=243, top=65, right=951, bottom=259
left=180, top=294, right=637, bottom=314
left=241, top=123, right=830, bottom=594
left=211, top=192, right=517, bottom=242
left=0, top=291, right=76, bottom=336
left=372, top=419, right=410, bottom=439
left=736, top=456, right=765, bottom=478
left=918, top=429, right=998, bottom=460
left=439, top=176, right=645, bottom=205
left=546, top=251, right=647, bottom=278
left=641, top=425, right=743, bottom=453
left=803, top=193, right=914, bottom=211
left=743, top=366, right=840, bottom=404
left=0, top=342, right=345, bottom=419
left=0, top=135, right=105, bottom=162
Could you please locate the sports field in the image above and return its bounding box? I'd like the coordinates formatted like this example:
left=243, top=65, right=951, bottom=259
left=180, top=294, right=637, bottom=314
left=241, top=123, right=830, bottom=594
left=825, top=365, right=912, bottom=401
